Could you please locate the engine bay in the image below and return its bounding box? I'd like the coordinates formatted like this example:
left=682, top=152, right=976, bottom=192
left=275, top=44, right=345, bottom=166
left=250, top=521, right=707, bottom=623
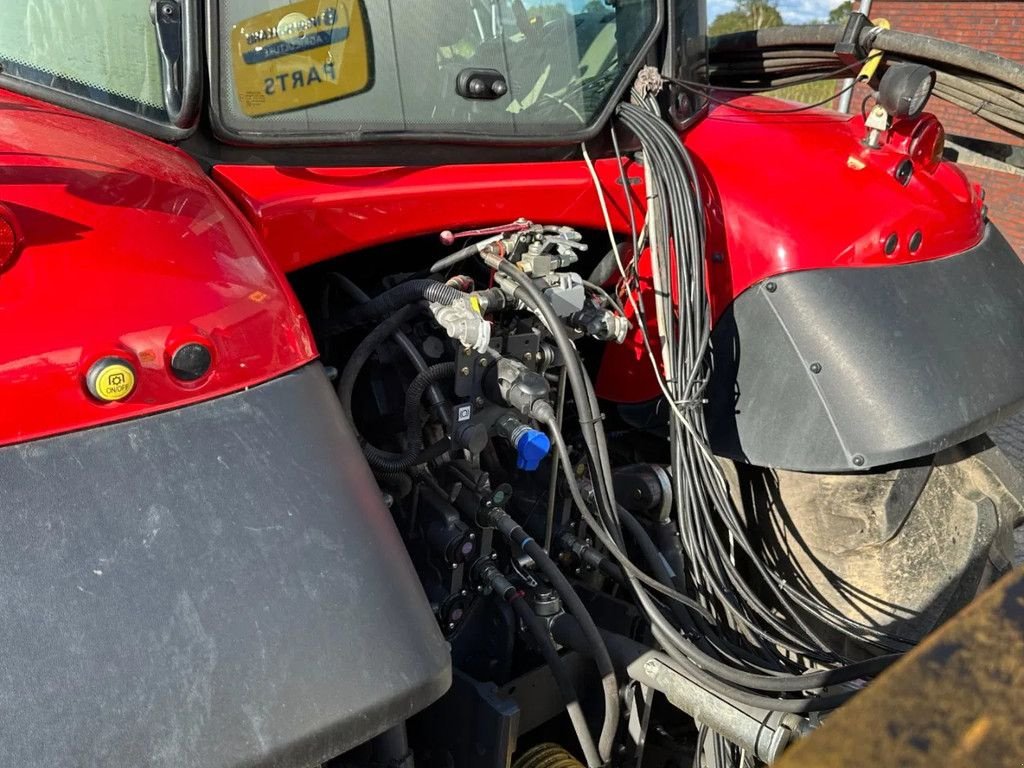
left=284, top=108, right=1021, bottom=768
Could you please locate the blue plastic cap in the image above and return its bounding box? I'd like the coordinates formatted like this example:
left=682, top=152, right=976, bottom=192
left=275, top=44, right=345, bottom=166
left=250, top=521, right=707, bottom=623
left=515, top=429, right=551, bottom=472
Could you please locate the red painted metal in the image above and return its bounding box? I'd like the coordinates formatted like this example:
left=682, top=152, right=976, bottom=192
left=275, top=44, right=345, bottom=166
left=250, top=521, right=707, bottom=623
left=214, top=96, right=983, bottom=404
left=212, top=159, right=646, bottom=273
left=686, top=98, right=984, bottom=321
left=0, top=203, right=21, bottom=271
left=0, top=88, right=316, bottom=446
left=604, top=98, right=985, bottom=402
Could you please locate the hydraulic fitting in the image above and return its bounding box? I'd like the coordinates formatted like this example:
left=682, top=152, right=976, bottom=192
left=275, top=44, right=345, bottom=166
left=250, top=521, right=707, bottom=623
left=474, top=559, right=518, bottom=601
left=491, top=357, right=550, bottom=417
left=496, top=413, right=551, bottom=472
left=569, top=303, right=629, bottom=343
left=430, top=295, right=492, bottom=353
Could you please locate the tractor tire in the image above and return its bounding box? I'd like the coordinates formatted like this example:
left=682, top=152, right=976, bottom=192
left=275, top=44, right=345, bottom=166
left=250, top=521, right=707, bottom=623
left=726, top=434, right=1024, bottom=654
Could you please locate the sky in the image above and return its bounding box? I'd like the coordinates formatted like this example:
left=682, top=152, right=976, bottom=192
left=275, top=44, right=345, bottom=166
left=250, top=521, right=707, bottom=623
left=708, top=0, right=847, bottom=24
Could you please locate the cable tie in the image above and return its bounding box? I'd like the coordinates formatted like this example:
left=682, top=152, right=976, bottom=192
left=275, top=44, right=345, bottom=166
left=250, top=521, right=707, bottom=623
left=632, top=66, right=665, bottom=100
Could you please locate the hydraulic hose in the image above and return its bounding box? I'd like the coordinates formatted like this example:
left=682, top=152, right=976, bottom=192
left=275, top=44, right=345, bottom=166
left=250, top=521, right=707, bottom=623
left=403, top=362, right=457, bottom=448
left=615, top=506, right=701, bottom=638
left=331, top=279, right=463, bottom=334
left=706, top=23, right=1024, bottom=137
left=338, top=306, right=451, bottom=472
left=508, top=595, right=602, bottom=768
left=484, top=505, right=619, bottom=763
left=331, top=274, right=450, bottom=426
left=872, top=27, right=1024, bottom=91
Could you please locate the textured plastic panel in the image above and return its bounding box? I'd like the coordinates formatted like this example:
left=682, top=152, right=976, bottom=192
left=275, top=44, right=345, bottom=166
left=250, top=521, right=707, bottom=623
left=0, top=364, right=450, bottom=768
left=707, top=225, right=1024, bottom=471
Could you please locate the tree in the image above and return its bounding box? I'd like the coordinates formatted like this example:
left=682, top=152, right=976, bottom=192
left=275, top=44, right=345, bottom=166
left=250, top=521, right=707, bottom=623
left=709, top=0, right=783, bottom=36
left=829, top=1, right=853, bottom=24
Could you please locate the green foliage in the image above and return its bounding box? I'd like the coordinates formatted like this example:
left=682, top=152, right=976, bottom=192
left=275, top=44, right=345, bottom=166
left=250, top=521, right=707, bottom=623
left=772, top=79, right=838, bottom=107
left=523, top=2, right=570, bottom=22
left=708, top=0, right=783, bottom=36
left=829, top=1, right=853, bottom=24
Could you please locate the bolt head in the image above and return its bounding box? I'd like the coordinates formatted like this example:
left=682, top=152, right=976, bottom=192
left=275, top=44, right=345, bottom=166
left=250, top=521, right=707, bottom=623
left=644, top=659, right=660, bottom=677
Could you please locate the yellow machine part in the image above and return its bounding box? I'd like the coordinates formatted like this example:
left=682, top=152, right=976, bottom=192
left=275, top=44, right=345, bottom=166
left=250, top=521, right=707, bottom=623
left=512, top=744, right=585, bottom=768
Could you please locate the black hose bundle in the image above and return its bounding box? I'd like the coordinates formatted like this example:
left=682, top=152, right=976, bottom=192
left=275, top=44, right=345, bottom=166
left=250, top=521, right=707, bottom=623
left=337, top=306, right=454, bottom=472
left=329, top=279, right=463, bottom=334
left=562, top=98, right=913, bottom=745
left=330, top=273, right=450, bottom=426
left=483, top=503, right=620, bottom=764
left=704, top=22, right=1024, bottom=137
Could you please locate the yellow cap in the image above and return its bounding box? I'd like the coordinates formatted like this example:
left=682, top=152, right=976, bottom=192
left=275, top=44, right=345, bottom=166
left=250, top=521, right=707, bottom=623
left=86, top=358, right=136, bottom=402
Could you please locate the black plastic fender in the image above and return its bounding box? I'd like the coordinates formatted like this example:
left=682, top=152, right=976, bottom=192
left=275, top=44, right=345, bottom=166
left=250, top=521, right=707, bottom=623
left=707, top=225, right=1024, bottom=472
left=0, top=364, right=450, bottom=768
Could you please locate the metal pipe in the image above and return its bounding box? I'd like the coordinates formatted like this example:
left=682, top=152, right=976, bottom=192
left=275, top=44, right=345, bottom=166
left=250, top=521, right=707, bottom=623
left=628, top=651, right=805, bottom=764
left=837, top=0, right=873, bottom=112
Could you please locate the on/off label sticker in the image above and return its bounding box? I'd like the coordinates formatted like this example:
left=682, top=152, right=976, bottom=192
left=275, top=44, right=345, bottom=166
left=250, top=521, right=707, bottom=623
left=231, top=0, right=372, bottom=117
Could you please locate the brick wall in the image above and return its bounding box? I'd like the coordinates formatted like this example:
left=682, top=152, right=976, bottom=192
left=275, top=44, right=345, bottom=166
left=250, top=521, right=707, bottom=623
left=860, top=0, right=1024, bottom=256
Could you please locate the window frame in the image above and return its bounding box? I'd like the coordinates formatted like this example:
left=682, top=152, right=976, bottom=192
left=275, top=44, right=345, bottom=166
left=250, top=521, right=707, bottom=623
left=0, top=0, right=202, bottom=141
left=207, top=0, right=666, bottom=147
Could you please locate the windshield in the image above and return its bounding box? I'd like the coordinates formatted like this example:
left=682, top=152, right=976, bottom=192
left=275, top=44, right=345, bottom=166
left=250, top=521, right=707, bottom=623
left=213, top=0, right=661, bottom=142
left=0, top=0, right=168, bottom=124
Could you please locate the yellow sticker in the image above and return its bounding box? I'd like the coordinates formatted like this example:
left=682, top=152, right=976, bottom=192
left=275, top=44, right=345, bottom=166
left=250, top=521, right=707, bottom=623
left=231, top=0, right=372, bottom=117
left=89, top=362, right=136, bottom=402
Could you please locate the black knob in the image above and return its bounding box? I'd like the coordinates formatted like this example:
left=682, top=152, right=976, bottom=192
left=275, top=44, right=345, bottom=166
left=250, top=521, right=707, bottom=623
left=169, top=342, right=212, bottom=381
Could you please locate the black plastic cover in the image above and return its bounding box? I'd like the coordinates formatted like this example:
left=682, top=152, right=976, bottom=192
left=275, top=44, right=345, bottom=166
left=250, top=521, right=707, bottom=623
left=707, top=226, right=1024, bottom=471
left=0, top=364, right=450, bottom=767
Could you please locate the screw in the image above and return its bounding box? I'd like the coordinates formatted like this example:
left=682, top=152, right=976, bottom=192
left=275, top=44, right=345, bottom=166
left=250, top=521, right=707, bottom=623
left=853, top=455, right=866, bottom=467
left=468, top=532, right=476, bottom=541
left=523, top=352, right=533, bottom=362
left=460, top=366, right=470, bottom=376
left=479, top=358, right=489, bottom=367
left=810, top=362, right=822, bottom=374
left=644, top=659, right=660, bottom=677
left=765, top=281, right=777, bottom=293
left=460, top=589, right=468, bottom=597
left=475, top=397, right=486, bottom=407
left=448, top=622, right=456, bottom=630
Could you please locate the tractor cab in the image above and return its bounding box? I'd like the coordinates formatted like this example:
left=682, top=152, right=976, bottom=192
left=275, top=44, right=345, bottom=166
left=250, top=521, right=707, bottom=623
left=0, top=0, right=705, bottom=144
